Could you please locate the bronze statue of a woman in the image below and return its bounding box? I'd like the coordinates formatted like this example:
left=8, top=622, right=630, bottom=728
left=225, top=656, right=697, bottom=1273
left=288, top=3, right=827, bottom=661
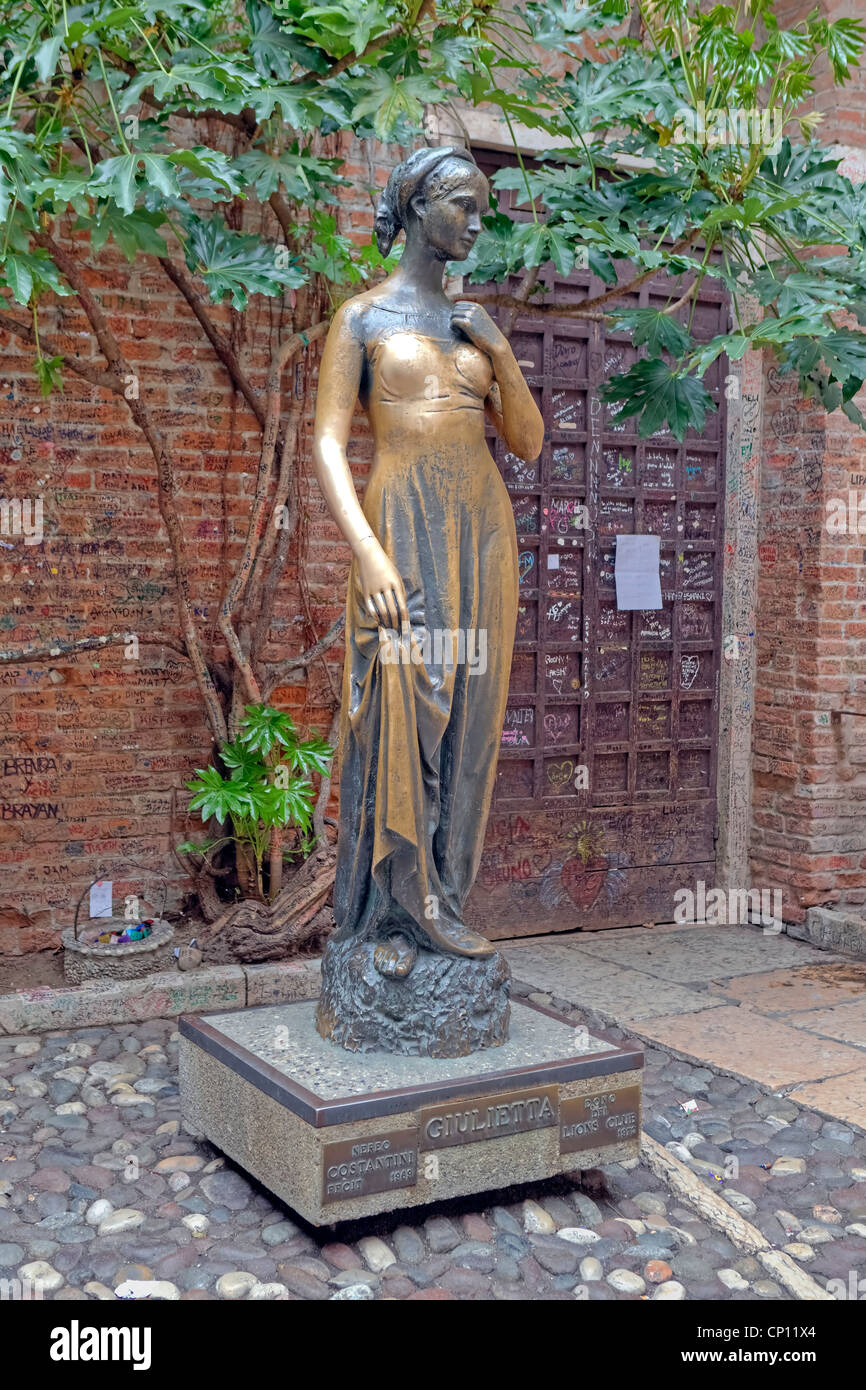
left=312, top=146, right=544, bottom=1057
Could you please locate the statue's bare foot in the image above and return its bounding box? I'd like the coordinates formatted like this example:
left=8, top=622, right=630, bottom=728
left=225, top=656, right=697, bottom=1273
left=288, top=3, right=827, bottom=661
left=373, top=934, right=417, bottom=978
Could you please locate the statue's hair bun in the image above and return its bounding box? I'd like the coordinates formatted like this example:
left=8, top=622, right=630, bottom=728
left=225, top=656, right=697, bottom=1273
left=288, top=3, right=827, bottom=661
left=374, top=193, right=400, bottom=258
left=374, top=145, right=478, bottom=257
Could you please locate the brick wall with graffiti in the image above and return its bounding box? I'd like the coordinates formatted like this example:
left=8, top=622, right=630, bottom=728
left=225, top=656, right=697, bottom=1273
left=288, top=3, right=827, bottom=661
left=750, top=0, right=866, bottom=923
left=0, top=133, right=400, bottom=952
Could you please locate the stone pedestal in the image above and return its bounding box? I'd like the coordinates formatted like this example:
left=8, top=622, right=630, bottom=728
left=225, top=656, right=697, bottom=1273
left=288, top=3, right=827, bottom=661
left=179, top=998, right=643, bottom=1227
left=316, top=937, right=511, bottom=1058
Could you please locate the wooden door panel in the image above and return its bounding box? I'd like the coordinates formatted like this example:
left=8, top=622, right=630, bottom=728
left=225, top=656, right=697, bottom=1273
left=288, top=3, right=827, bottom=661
left=467, top=804, right=715, bottom=935
left=467, top=151, right=727, bottom=935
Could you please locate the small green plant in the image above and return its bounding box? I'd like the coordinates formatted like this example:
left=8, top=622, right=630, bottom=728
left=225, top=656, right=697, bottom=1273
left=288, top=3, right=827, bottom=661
left=179, top=703, right=333, bottom=904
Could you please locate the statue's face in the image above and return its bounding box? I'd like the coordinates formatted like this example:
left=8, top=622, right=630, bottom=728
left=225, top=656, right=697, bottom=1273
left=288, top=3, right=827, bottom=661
left=413, top=164, right=489, bottom=261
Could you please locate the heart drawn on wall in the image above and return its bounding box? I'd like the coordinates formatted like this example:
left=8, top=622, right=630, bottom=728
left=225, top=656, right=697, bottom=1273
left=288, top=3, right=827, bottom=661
left=543, top=713, right=571, bottom=744
left=546, top=760, right=574, bottom=788
left=518, top=551, right=535, bottom=582
left=681, top=655, right=699, bottom=689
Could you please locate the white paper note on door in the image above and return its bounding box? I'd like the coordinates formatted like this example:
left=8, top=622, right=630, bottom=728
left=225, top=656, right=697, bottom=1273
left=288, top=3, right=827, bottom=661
left=615, top=534, right=662, bottom=610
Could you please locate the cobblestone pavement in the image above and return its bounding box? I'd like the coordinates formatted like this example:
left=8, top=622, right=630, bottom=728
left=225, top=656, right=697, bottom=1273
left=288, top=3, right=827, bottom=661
left=1, top=1011, right=865, bottom=1302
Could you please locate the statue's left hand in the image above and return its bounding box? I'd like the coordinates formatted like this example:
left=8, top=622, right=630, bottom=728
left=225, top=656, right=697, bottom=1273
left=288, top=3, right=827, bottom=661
left=450, top=301, right=507, bottom=359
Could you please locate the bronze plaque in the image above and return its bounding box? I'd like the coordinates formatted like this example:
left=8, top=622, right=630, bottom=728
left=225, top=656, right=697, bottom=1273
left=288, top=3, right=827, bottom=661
left=321, top=1128, right=418, bottom=1205
left=419, top=1084, right=559, bottom=1150
left=559, top=1085, right=641, bottom=1154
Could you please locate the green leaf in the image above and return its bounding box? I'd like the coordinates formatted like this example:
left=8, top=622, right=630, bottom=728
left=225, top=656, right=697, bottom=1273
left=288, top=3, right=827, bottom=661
left=601, top=358, right=715, bottom=440
left=169, top=146, right=243, bottom=196
left=34, top=35, right=63, bottom=83
left=350, top=71, right=441, bottom=140
left=3, top=255, right=33, bottom=306
left=140, top=154, right=180, bottom=201
left=292, top=734, right=334, bottom=777
left=35, top=353, right=64, bottom=397
left=185, top=219, right=305, bottom=310
left=609, top=307, right=691, bottom=358
left=1, top=251, right=71, bottom=305
left=820, top=330, right=866, bottom=383
left=90, top=154, right=141, bottom=214
left=842, top=397, right=866, bottom=428
left=87, top=207, right=169, bottom=261
left=546, top=226, right=576, bottom=276
left=247, top=83, right=308, bottom=125
left=186, top=766, right=260, bottom=825
left=235, top=148, right=345, bottom=202
left=513, top=221, right=550, bottom=268
left=247, top=0, right=329, bottom=78
left=689, top=332, right=750, bottom=377
left=587, top=246, right=617, bottom=284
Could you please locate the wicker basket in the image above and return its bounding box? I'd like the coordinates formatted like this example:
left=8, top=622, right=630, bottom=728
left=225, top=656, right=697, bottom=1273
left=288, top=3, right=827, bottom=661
left=62, top=871, right=176, bottom=983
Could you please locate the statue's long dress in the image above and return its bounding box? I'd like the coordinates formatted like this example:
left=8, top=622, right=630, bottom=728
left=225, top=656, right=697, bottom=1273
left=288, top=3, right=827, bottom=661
left=333, top=327, right=518, bottom=952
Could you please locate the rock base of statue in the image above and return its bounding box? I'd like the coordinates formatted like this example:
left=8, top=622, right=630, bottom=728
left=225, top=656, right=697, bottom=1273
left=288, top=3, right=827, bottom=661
left=179, top=995, right=644, bottom=1226
left=314, top=937, right=510, bottom=1058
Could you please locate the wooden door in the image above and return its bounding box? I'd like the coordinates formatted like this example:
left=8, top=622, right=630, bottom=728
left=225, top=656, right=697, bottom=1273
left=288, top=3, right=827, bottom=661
left=466, top=150, right=728, bottom=936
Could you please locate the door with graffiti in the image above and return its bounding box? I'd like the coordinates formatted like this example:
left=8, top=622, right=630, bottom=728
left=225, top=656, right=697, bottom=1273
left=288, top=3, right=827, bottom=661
left=466, top=150, right=728, bottom=935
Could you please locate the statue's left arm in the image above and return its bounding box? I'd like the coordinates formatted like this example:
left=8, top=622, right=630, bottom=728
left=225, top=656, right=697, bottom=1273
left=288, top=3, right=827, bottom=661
left=450, top=300, right=544, bottom=463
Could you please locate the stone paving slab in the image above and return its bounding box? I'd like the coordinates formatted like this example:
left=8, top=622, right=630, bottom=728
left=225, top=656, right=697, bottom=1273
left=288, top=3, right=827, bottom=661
left=708, top=964, right=866, bottom=1016
left=563, top=926, right=840, bottom=984
left=785, top=999, right=866, bottom=1048
left=788, top=1069, right=866, bottom=1130
left=631, top=1006, right=866, bottom=1091
left=503, top=941, right=724, bottom=1022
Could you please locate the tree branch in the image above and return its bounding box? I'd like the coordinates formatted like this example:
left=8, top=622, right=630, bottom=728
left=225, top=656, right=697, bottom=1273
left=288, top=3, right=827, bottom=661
left=219, top=323, right=329, bottom=705
left=34, top=230, right=228, bottom=744
left=158, top=256, right=267, bottom=428
left=290, top=0, right=436, bottom=85
left=313, top=707, right=340, bottom=841
left=0, top=311, right=122, bottom=392
left=463, top=292, right=608, bottom=321
left=0, top=631, right=189, bottom=665
left=467, top=226, right=706, bottom=321
left=261, top=615, right=345, bottom=701
left=501, top=264, right=539, bottom=338
left=247, top=404, right=301, bottom=659
left=663, top=277, right=700, bottom=315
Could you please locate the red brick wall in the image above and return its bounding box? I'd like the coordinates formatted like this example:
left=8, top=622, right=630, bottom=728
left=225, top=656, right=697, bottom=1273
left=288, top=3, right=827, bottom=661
left=0, top=132, right=401, bottom=952
left=750, top=0, right=866, bottom=922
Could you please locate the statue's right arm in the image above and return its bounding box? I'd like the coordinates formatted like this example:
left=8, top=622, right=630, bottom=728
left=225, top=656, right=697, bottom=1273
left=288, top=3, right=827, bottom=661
left=312, top=302, right=372, bottom=557
left=312, top=302, right=409, bottom=632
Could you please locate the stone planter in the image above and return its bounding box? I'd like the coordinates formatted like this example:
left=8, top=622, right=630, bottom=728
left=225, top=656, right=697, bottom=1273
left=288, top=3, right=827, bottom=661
left=61, top=918, right=176, bottom=984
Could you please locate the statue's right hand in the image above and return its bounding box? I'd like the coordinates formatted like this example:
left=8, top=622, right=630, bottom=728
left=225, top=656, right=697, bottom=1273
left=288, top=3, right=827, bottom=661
left=356, top=539, right=409, bottom=632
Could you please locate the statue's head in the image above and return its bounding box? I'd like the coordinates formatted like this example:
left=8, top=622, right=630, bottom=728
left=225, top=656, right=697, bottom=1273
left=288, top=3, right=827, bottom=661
left=375, top=146, right=489, bottom=262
